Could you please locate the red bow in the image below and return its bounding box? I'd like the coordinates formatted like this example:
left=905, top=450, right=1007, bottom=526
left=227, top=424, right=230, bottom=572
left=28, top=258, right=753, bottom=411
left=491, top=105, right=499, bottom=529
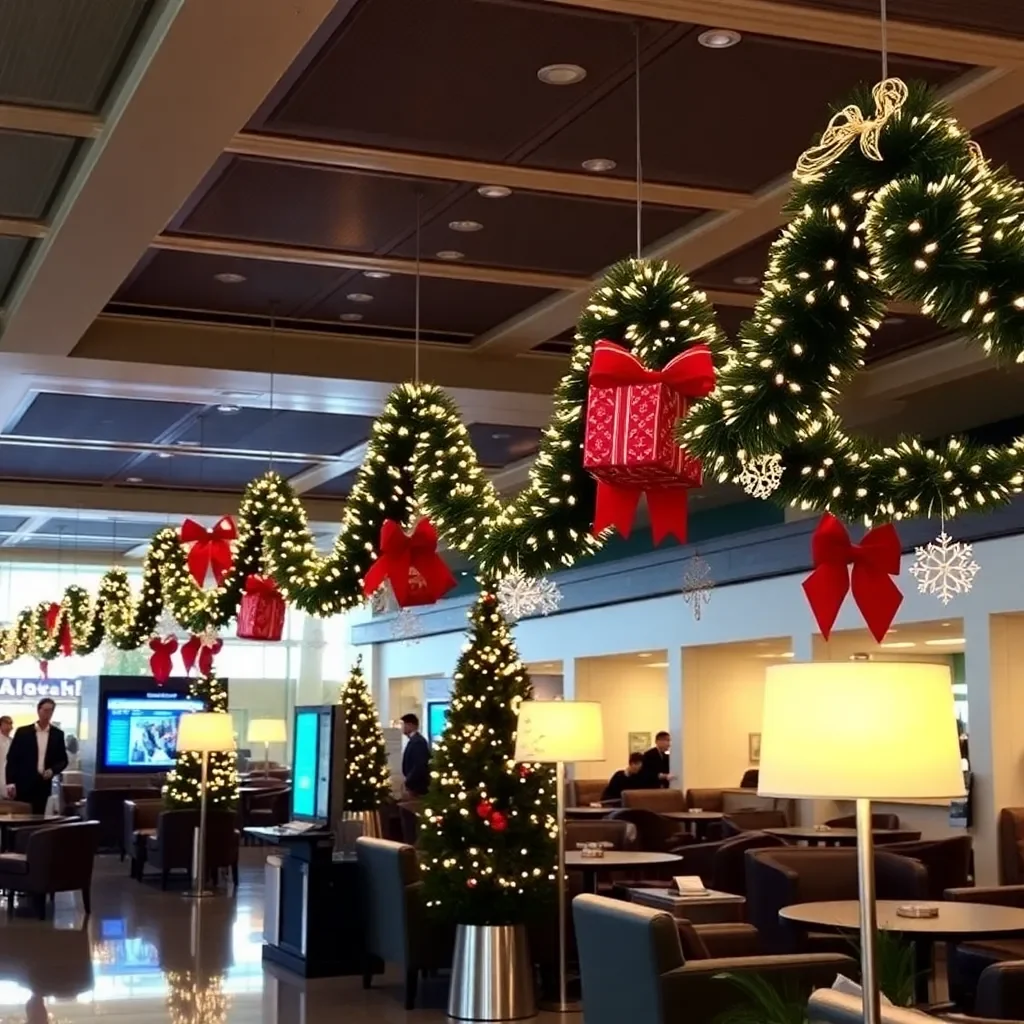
left=44, top=602, right=72, bottom=658
left=149, top=636, right=178, bottom=683
left=181, top=634, right=222, bottom=676
left=244, top=574, right=278, bottom=595
left=180, top=516, right=236, bottom=587
left=361, top=519, right=457, bottom=608
left=588, top=341, right=715, bottom=544
left=802, top=513, right=903, bottom=644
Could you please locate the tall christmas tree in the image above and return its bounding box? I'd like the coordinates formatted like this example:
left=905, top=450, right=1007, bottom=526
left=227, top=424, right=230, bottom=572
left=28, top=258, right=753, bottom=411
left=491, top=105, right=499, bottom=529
left=419, top=592, right=557, bottom=925
left=163, top=670, right=239, bottom=808
left=339, top=654, right=392, bottom=811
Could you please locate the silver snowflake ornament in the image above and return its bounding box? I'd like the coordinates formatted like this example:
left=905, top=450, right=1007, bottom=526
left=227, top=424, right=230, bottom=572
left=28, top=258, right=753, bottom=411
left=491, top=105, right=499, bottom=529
left=391, top=607, right=423, bottom=644
left=681, top=554, right=714, bottom=621
left=496, top=567, right=562, bottom=623
left=909, top=532, right=979, bottom=605
left=154, top=608, right=182, bottom=641
left=737, top=453, right=784, bottom=500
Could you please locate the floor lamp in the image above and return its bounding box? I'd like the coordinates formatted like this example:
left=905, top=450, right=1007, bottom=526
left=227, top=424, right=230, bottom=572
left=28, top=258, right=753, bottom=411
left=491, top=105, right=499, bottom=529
left=757, top=661, right=965, bottom=1024
left=514, top=700, right=604, bottom=1013
left=247, top=718, right=287, bottom=777
left=178, top=712, right=236, bottom=899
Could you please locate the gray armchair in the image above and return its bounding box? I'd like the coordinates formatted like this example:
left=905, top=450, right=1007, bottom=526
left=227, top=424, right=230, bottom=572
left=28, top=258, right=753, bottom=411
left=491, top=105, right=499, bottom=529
left=356, top=837, right=455, bottom=1010
left=573, top=893, right=857, bottom=1024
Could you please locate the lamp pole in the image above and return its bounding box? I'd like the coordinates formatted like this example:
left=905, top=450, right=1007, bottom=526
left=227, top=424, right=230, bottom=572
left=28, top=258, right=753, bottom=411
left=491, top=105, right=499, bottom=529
left=187, top=750, right=213, bottom=899
left=856, top=798, right=880, bottom=1024
left=553, top=759, right=569, bottom=1011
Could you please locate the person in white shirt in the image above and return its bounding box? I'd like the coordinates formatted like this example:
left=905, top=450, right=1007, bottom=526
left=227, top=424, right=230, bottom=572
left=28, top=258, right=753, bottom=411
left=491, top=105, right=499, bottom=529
left=0, top=715, right=12, bottom=796
left=6, top=698, right=67, bottom=814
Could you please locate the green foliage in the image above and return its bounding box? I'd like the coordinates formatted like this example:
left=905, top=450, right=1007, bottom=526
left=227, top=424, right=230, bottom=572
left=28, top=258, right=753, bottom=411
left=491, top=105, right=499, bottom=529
left=417, top=592, right=557, bottom=925
left=339, top=655, right=392, bottom=812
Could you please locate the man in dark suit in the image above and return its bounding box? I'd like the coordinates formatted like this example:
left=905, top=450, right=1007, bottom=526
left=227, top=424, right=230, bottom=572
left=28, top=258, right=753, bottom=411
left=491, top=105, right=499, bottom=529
left=638, top=731, right=672, bottom=789
left=6, top=697, right=68, bottom=814
left=400, top=713, right=431, bottom=798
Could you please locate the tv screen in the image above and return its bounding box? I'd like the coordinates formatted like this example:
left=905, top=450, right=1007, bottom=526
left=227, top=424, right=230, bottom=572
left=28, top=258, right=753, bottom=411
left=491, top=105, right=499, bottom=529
left=426, top=700, right=449, bottom=745
left=291, top=709, right=320, bottom=819
left=101, top=692, right=204, bottom=770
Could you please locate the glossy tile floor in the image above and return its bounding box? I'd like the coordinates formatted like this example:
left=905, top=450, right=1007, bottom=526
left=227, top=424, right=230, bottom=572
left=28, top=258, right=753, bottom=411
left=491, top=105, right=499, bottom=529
left=0, top=849, right=574, bottom=1024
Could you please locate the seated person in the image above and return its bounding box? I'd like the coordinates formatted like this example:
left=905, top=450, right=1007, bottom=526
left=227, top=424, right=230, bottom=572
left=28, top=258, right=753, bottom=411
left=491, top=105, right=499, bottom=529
left=602, top=752, right=644, bottom=801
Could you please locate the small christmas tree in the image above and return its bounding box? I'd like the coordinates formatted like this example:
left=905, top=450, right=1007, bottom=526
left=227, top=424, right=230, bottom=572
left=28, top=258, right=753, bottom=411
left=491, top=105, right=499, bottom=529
left=163, top=671, right=239, bottom=809
left=339, top=654, right=392, bottom=811
left=419, top=591, right=557, bottom=925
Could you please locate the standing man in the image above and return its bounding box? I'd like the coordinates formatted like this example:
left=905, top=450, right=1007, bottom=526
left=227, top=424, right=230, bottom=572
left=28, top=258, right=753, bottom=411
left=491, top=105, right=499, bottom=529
left=638, top=731, right=673, bottom=789
left=0, top=715, right=12, bottom=796
left=7, top=698, right=68, bottom=814
left=400, top=712, right=431, bottom=798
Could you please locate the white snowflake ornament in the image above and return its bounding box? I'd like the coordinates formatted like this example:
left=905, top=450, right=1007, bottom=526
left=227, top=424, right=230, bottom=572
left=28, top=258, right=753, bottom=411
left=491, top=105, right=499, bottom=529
left=391, top=607, right=423, bottom=644
left=681, top=553, right=714, bottom=621
left=154, top=608, right=182, bottom=641
left=909, top=532, right=979, bottom=605
left=737, top=454, right=784, bottom=499
left=496, top=567, right=562, bottom=623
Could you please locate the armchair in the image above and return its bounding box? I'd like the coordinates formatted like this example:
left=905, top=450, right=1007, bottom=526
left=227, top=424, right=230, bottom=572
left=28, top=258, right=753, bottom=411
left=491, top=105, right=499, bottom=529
left=998, top=808, right=1024, bottom=885
left=879, top=835, right=972, bottom=899
left=722, top=809, right=789, bottom=836
left=622, top=789, right=687, bottom=813
left=143, top=808, right=238, bottom=889
left=607, top=808, right=690, bottom=852
left=123, top=798, right=163, bottom=879
left=84, top=787, right=161, bottom=855
left=826, top=812, right=900, bottom=830
left=572, top=893, right=857, bottom=1024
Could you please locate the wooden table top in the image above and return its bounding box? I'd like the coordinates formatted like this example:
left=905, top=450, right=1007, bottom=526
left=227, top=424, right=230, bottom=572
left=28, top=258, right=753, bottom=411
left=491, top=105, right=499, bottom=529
left=0, top=814, right=65, bottom=825
left=780, top=900, right=1024, bottom=936
left=565, top=806, right=615, bottom=817
left=663, top=810, right=725, bottom=821
left=766, top=826, right=908, bottom=842
left=565, top=850, right=682, bottom=869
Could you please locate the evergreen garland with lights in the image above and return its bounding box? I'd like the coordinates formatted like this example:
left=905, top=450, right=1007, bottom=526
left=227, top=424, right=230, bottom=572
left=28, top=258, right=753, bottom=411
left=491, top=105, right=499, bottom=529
left=162, top=671, right=239, bottom=809
left=339, top=654, right=392, bottom=811
left=417, top=592, right=557, bottom=925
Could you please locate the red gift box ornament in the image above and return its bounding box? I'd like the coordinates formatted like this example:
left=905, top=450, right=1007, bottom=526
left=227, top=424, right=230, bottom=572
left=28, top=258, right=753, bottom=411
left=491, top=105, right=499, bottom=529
left=149, top=636, right=178, bottom=683
left=802, top=513, right=903, bottom=644
left=583, top=339, right=716, bottom=545
left=237, top=574, right=285, bottom=642
left=361, top=519, right=457, bottom=608
left=180, top=516, right=236, bottom=588
left=45, top=602, right=73, bottom=659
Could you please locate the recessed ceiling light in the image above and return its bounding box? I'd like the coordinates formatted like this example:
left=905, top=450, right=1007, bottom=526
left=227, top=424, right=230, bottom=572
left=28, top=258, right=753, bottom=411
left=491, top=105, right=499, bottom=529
left=880, top=641, right=917, bottom=649
left=582, top=158, right=616, bottom=173
left=216, top=404, right=240, bottom=414
left=436, top=250, right=465, bottom=261
left=478, top=185, right=512, bottom=199
left=537, top=63, right=587, bottom=86
left=698, top=28, right=741, bottom=49
left=213, top=272, right=246, bottom=284
left=157, top=452, right=173, bottom=460
left=363, top=270, right=391, bottom=280
left=491, top=431, right=510, bottom=440
left=339, top=312, right=364, bottom=322
left=733, top=275, right=759, bottom=286
left=924, top=637, right=966, bottom=647
left=346, top=292, right=374, bottom=303
left=449, top=219, right=483, bottom=233
left=125, top=476, right=143, bottom=484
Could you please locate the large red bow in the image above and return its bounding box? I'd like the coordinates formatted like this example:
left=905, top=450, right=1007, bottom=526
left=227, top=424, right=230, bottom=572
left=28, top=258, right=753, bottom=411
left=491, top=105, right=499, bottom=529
left=180, top=516, right=236, bottom=587
left=149, top=636, right=178, bottom=683
left=181, top=634, right=222, bottom=676
left=361, top=519, right=457, bottom=608
left=45, top=602, right=72, bottom=658
left=588, top=341, right=715, bottom=544
left=802, top=513, right=903, bottom=644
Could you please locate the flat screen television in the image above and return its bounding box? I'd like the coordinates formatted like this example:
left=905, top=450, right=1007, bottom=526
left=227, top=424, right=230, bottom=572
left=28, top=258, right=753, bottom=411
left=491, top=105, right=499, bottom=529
left=100, top=691, right=204, bottom=771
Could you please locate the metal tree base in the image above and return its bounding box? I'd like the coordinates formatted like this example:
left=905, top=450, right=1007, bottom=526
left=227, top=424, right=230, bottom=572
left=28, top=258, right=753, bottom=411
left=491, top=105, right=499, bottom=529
left=447, top=923, right=536, bottom=1021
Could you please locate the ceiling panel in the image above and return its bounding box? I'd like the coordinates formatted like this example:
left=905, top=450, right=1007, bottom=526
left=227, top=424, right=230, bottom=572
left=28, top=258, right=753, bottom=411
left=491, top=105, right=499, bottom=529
left=174, top=407, right=374, bottom=456
left=773, top=0, right=1024, bottom=36
left=306, top=468, right=358, bottom=498
left=0, top=516, right=26, bottom=534
left=0, top=446, right=132, bottom=482
left=467, top=423, right=541, bottom=467
left=254, top=0, right=670, bottom=159
left=131, top=453, right=313, bottom=490
left=0, top=0, right=152, bottom=112
left=19, top=535, right=144, bottom=552
left=691, top=234, right=773, bottom=295
left=10, top=393, right=194, bottom=443
left=524, top=32, right=963, bottom=192
left=41, top=517, right=159, bottom=541
left=0, top=237, right=30, bottom=302
left=0, top=131, right=78, bottom=219
left=974, top=110, right=1024, bottom=178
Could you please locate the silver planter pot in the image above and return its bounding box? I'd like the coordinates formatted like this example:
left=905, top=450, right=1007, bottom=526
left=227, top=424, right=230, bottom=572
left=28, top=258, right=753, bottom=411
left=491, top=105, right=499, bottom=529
left=447, top=923, right=536, bottom=1021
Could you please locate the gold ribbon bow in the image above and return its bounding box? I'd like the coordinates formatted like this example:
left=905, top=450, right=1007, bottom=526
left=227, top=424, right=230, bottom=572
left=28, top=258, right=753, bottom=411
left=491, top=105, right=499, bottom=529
left=794, top=78, right=909, bottom=183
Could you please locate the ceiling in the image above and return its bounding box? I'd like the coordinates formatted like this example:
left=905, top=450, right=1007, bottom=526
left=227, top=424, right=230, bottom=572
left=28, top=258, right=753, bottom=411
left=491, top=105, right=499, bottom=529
left=0, top=0, right=1022, bottom=556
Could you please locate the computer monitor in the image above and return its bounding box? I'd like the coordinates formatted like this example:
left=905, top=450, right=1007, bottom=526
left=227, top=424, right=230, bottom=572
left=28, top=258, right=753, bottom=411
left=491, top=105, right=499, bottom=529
left=425, top=700, right=449, bottom=745
left=290, top=705, right=344, bottom=823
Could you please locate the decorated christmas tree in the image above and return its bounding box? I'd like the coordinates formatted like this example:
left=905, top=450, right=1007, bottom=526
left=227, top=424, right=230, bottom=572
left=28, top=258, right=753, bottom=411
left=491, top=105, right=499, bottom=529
left=418, top=592, right=557, bottom=924
left=163, top=671, right=239, bottom=808
left=339, top=654, right=392, bottom=811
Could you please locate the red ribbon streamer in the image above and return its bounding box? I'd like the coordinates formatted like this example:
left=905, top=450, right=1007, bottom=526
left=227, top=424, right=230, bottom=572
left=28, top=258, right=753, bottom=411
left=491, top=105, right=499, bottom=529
left=361, top=519, right=457, bottom=608
left=180, top=516, right=237, bottom=587
left=587, top=340, right=715, bottom=544
left=149, top=636, right=179, bottom=683
left=44, top=602, right=72, bottom=658
left=802, top=513, right=903, bottom=644
left=181, top=634, right=223, bottom=676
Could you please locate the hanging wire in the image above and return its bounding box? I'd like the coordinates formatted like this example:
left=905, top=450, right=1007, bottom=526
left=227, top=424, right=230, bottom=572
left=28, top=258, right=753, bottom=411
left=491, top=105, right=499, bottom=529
left=268, top=302, right=278, bottom=475
left=633, top=22, right=643, bottom=258
left=414, top=190, right=423, bottom=384
left=880, top=0, right=889, bottom=80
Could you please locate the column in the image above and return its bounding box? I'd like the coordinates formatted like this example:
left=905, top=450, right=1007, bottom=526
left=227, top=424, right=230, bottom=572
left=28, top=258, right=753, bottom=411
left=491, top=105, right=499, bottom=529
left=667, top=645, right=683, bottom=790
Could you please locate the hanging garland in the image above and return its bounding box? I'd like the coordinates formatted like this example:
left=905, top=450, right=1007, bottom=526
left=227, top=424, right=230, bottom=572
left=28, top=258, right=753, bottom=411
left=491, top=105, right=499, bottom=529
left=682, top=78, right=1024, bottom=524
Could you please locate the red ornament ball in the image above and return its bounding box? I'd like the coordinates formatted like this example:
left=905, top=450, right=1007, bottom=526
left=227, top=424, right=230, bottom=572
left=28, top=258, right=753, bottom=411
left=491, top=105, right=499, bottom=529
left=476, top=800, right=493, bottom=819
left=467, top=878, right=478, bottom=888
left=518, top=764, right=532, bottom=777
left=490, top=811, right=508, bottom=832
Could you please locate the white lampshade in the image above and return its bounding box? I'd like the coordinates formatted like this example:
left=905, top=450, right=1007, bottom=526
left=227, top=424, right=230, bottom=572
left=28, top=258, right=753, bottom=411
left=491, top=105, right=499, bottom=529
left=758, top=661, right=965, bottom=801
left=178, top=712, right=236, bottom=754
left=514, top=700, right=604, bottom=763
left=247, top=718, right=287, bottom=744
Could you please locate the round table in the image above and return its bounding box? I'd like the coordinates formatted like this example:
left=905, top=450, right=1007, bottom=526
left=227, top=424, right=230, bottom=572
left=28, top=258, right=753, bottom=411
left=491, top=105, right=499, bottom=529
left=565, top=807, right=615, bottom=819
left=780, top=899, right=1024, bottom=1002
left=662, top=810, right=725, bottom=840
left=565, top=850, right=681, bottom=894
left=765, top=826, right=913, bottom=847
